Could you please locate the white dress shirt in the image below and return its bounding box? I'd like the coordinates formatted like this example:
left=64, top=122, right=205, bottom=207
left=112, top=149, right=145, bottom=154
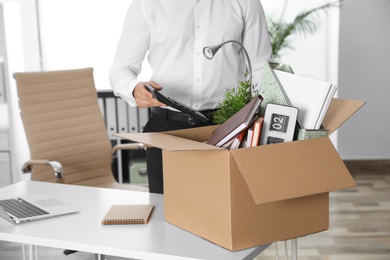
left=109, top=0, right=272, bottom=111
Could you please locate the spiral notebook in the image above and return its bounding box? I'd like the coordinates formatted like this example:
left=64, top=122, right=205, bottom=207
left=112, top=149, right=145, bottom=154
left=101, top=204, right=154, bottom=225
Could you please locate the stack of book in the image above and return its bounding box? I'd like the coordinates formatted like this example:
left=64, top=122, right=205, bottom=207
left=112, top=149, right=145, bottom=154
left=206, top=96, right=265, bottom=150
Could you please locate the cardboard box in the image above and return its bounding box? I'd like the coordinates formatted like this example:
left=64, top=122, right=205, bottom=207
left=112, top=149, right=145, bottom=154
left=116, top=98, right=365, bottom=251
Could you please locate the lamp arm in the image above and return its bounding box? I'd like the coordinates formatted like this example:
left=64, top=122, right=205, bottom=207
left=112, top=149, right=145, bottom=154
left=218, top=40, right=252, bottom=87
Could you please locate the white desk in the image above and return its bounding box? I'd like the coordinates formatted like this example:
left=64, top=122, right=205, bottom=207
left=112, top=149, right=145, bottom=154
left=0, top=181, right=269, bottom=260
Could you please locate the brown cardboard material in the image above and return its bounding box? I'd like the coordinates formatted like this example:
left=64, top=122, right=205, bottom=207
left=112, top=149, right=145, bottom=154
left=116, top=98, right=366, bottom=251
left=322, top=98, right=366, bottom=134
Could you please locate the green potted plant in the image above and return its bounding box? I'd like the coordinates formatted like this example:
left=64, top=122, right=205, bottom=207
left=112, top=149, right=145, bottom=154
left=212, top=78, right=256, bottom=124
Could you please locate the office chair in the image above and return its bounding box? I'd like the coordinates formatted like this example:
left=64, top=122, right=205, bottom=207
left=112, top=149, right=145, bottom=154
left=13, top=67, right=148, bottom=192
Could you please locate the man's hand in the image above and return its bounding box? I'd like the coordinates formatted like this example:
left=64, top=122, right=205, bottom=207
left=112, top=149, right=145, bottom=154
left=133, top=81, right=166, bottom=108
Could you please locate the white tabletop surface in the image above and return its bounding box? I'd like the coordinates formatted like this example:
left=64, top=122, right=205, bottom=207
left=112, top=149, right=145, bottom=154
left=0, top=181, right=268, bottom=260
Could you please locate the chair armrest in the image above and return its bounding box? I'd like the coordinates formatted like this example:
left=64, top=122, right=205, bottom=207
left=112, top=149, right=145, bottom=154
left=111, top=143, right=149, bottom=155
left=22, top=160, right=64, bottom=183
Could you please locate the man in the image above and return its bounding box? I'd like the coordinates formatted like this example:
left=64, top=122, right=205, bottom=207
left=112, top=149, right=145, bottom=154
left=109, top=0, right=272, bottom=194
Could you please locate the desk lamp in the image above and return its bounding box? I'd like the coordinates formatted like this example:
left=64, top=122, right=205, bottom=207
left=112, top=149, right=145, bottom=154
left=203, top=40, right=253, bottom=87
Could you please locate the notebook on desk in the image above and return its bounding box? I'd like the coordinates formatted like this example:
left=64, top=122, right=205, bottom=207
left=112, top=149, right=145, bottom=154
left=0, top=194, right=79, bottom=224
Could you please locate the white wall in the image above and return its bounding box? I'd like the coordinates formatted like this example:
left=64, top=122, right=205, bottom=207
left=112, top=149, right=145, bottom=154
left=37, top=0, right=132, bottom=90
left=2, top=0, right=152, bottom=183
left=1, top=0, right=40, bottom=183
left=338, top=0, right=390, bottom=159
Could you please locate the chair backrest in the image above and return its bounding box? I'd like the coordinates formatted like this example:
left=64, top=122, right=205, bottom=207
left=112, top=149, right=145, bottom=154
left=14, top=68, right=115, bottom=185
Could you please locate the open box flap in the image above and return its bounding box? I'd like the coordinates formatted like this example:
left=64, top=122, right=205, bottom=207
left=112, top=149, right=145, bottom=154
left=115, top=132, right=221, bottom=151
left=164, top=125, right=219, bottom=142
left=323, top=98, right=366, bottom=135
left=230, top=137, right=356, bottom=204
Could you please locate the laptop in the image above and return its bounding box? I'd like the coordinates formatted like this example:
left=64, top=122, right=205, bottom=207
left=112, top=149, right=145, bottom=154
left=0, top=194, right=80, bottom=224
left=144, top=83, right=211, bottom=123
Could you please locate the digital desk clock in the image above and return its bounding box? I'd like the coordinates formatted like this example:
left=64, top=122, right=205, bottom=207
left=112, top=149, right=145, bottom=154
left=260, top=103, right=298, bottom=145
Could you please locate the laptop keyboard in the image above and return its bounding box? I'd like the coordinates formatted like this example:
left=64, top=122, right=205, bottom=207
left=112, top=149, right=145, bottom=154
left=0, top=198, right=49, bottom=219
left=166, top=97, right=210, bottom=122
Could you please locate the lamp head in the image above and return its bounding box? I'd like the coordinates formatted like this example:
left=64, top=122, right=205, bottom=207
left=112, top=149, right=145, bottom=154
left=203, top=44, right=222, bottom=59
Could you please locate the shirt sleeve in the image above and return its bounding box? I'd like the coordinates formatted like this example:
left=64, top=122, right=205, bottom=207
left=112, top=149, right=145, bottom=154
left=241, top=0, right=273, bottom=91
left=109, top=0, right=150, bottom=106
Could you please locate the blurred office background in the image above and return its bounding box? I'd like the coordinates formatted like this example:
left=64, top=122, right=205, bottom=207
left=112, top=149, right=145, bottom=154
left=0, top=0, right=389, bottom=187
